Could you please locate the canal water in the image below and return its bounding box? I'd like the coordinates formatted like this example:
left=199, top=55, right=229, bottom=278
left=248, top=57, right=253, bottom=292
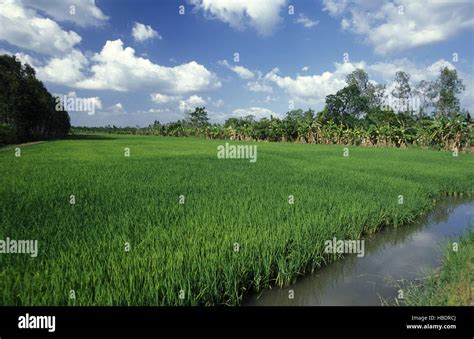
left=245, top=197, right=474, bottom=306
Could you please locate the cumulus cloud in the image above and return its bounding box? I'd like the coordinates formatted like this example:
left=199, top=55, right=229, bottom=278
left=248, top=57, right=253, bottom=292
left=246, top=70, right=273, bottom=93
left=107, top=103, right=125, bottom=113
left=264, top=61, right=365, bottom=106
left=0, top=0, right=82, bottom=56
left=247, top=80, right=273, bottom=93
left=132, top=22, right=162, bottom=42
left=322, top=0, right=348, bottom=15
left=76, top=39, right=221, bottom=93
left=150, top=93, right=180, bottom=104
left=295, top=14, right=319, bottom=28
left=323, top=0, right=474, bottom=54
left=190, top=0, right=287, bottom=36
left=0, top=48, right=88, bottom=85
left=36, top=50, right=88, bottom=84
left=179, top=95, right=206, bottom=112
left=22, top=0, right=108, bottom=27
left=219, top=59, right=255, bottom=79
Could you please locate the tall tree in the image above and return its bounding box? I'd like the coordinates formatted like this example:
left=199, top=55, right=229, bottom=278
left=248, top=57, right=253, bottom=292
left=433, top=67, right=465, bottom=118
left=0, top=54, right=70, bottom=143
left=346, top=68, right=369, bottom=94
left=371, top=84, right=386, bottom=108
left=392, top=71, right=412, bottom=113
left=346, top=68, right=385, bottom=110
left=325, top=84, right=368, bottom=126
left=187, top=107, right=209, bottom=127
left=414, top=80, right=436, bottom=117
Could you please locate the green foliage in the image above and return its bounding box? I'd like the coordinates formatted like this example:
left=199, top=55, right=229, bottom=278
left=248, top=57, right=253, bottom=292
left=325, top=84, right=369, bottom=126
left=392, top=71, right=412, bottom=112
left=73, top=111, right=473, bottom=150
left=186, top=107, right=209, bottom=127
left=434, top=67, right=466, bottom=119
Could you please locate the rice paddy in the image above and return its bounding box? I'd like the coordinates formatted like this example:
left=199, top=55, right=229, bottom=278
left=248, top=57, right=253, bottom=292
left=0, top=134, right=473, bottom=306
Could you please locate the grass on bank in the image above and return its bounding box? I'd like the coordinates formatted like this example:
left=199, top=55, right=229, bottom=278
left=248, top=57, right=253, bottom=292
left=401, top=228, right=474, bottom=306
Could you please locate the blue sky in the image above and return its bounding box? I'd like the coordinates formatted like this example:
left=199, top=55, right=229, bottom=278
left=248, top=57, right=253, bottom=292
left=1, top=0, right=473, bottom=126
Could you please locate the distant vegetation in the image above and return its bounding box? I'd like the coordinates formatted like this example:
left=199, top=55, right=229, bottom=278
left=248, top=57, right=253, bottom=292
left=0, top=55, right=70, bottom=144
left=75, top=67, right=473, bottom=151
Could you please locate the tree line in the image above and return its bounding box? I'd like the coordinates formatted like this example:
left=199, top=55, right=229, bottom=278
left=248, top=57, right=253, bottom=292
left=0, top=55, right=70, bottom=144
left=1, top=53, right=470, bottom=150
left=75, top=67, right=472, bottom=151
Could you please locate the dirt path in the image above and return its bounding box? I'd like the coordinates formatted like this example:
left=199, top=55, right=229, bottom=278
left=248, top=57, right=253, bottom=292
left=0, top=140, right=45, bottom=152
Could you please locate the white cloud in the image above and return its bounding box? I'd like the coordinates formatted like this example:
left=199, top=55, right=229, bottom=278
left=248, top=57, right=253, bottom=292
left=324, top=0, right=474, bottom=54
left=1, top=39, right=221, bottom=93
left=340, top=18, right=350, bottom=30
left=295, top=14, right=319, bottom=28
left=0, top=48, right=87, bottom=85
left=0, top=0, right=82, bottom=56
left=22, top=0, right=108, bottom=27
left=179, top=95, right=206, bottom=112
left=76, top=39, right=221, bottom=93
left=190, top=0, right=287, bottom=36
left=232, top=106, right=281, bottom=119
left=132, top=22, right=162, bottom=42
left=301, top=66, right=309, bottom=72
left=212, top=98, right=224, bottom=107
left=246, top=70, right=273, bottom=93
left=36, top=50, right=88, bottom=84
left=247, top=80, right=273, bottom=93
left=107, top=103, right=124, bottom=113
left=146, top=108, right=171, bottom=114
left=219, top=59, right=255, bottom=79
left=264, top=61, right=365, bottom=106
left=150, top=93, right=180, bottom=104
left=322, top=0, right=348, bottom=16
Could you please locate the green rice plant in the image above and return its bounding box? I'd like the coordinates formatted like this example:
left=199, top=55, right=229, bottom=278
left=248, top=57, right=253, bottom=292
left=0, top=135, right=473, bottom=305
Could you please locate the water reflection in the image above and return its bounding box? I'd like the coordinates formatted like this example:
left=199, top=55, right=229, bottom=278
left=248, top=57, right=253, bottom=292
left=245, top=197, right=474, bottom=306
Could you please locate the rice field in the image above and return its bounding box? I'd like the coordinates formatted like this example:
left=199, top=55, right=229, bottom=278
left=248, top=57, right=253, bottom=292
left=0, top=134, right=473, bottom=306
